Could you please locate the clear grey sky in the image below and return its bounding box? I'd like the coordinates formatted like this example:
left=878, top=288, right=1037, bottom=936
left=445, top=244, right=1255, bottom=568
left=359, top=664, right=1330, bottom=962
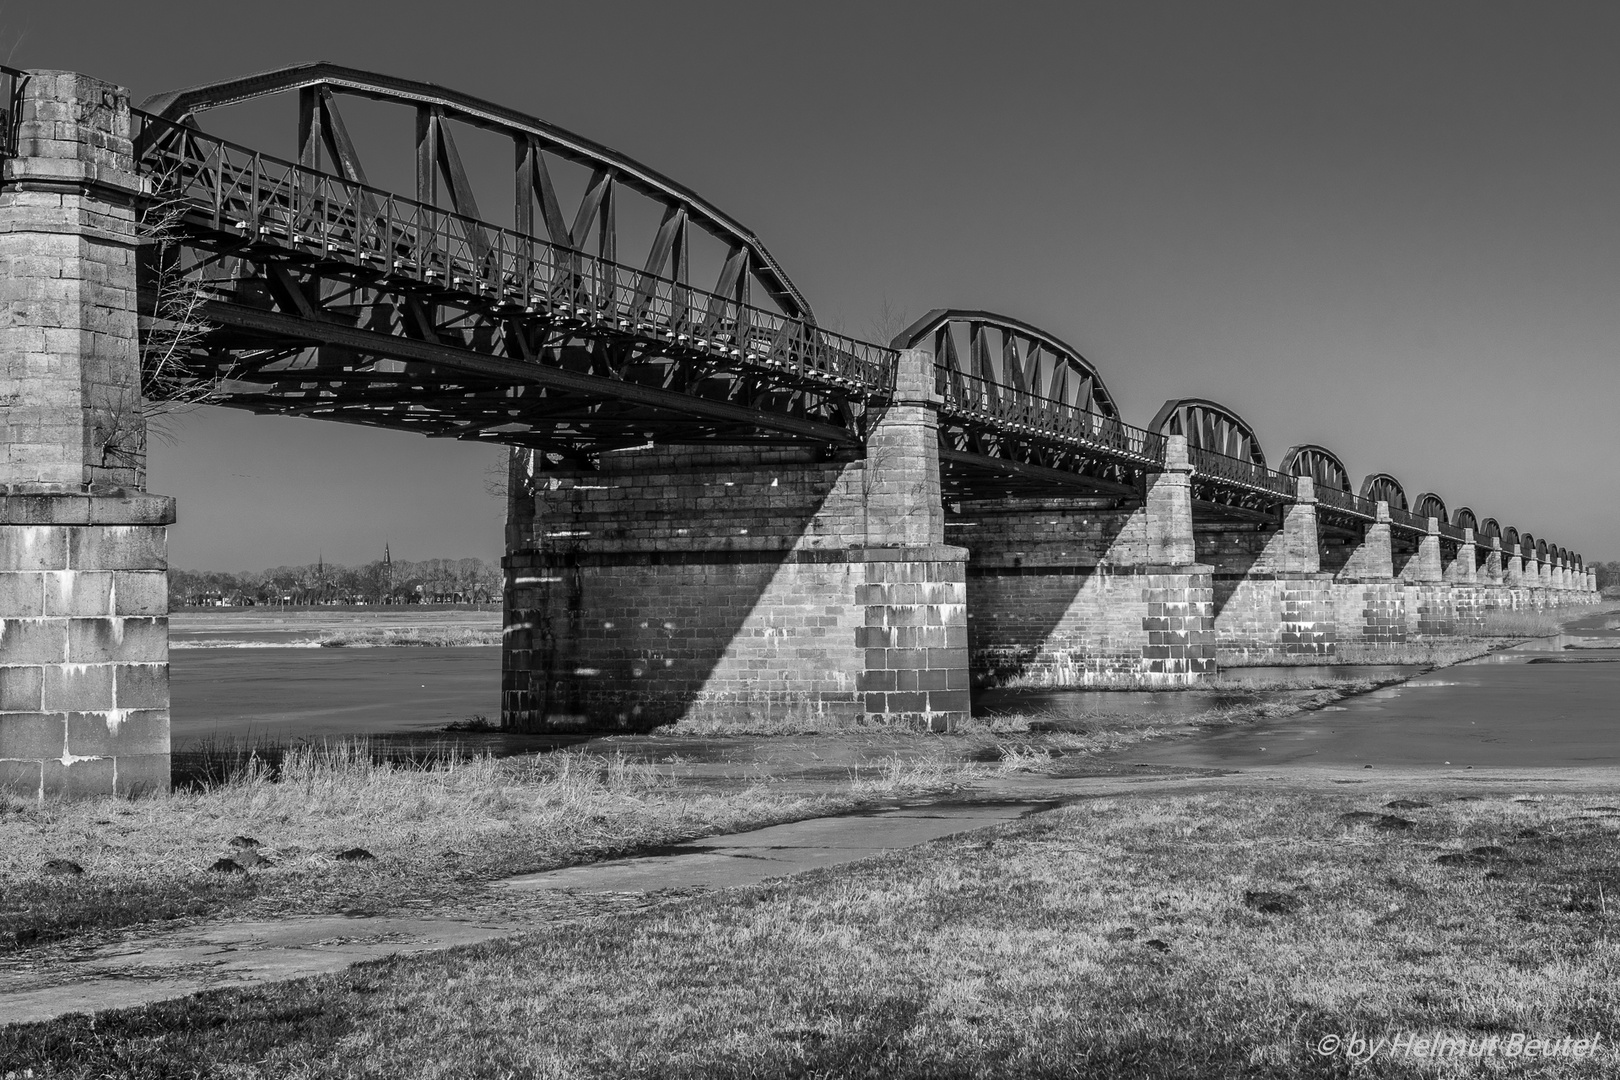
left=11, top=1, right=1618, bottom=568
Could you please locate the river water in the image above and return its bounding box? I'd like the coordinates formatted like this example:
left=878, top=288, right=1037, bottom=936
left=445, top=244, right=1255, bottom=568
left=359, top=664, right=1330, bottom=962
left=170, top=647, right=501, bottom=747
left=169, top=612, right=1619, bottom=765
left=1126, top=611, right=1620, bottom=769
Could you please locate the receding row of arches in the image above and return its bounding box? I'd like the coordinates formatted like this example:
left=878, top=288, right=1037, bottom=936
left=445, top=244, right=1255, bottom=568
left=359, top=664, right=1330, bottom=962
left=895, top=310, right=1584, bottom=572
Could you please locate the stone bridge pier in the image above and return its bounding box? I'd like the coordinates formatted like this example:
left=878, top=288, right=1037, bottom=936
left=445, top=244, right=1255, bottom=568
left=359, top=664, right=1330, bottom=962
left=0, top=72, right=173, bottom=799
left=1200, top=477, right=1334, bottom=662
left=501, top=348, right=971, bottom=733
left=943, top=435, right=1216, bottom=688
left=1325, top=503, right=1408, bottom=645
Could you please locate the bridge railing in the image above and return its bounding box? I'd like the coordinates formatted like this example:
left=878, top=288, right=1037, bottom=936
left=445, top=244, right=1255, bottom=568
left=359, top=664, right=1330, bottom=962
left=0, top=66, right=28, bottom=162
left=1437, top=520, right=1467, bottom=543
left=1313, top=484, right=1378, bottom=520
left=1386, top=505, right=1430, bottom=534
left=128, top=111, right=897, bottom=395
left=1187, top=446, right=1297, bottom=501
left=936, top=367, right=1166, bottom=468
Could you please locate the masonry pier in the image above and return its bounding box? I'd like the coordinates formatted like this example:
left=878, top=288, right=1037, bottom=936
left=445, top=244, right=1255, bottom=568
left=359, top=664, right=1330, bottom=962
left=943, top=434, right=1216, bottom=687
left=1326, top=503, right=1406, bottom=645
left=0, top=72, right=173, bottom=798
left=501, top=348, right=971, bottom=733
left=1200, top=476, right=1334, bottom=661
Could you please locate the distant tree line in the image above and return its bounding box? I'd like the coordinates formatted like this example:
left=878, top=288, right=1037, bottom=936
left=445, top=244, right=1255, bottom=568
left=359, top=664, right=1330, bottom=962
left=170, top=557, right=503, bottom=607
left=1594, top=561, right=1620, bottom=594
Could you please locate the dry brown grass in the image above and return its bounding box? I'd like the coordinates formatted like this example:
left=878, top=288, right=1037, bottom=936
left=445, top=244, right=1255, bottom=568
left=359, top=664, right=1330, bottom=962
left=316, top=626, right=503, bottom=647
left=12, top=789, right=1620, bottom=1077
left=961, top=690, right=1348, bottom=759
left=1472, top=607, right=1572, bottom=638
left=0, top=743, right=969, bottom=953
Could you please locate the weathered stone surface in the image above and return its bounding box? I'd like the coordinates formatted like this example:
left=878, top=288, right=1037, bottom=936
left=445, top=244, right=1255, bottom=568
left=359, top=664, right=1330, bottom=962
left=42, top=663, right=115, bottom=712
left=502, top=347, right=970, bottom=732
left=0, top=75, right=171, bottom=800
left=947, top=438, right=1216, bottom=686
left=0, top=73, right=145, bottom=495
left=0, top=664, right=44, bottom=711
left=0, top=712, right=66, bottom=761
left=111, top=752, right=169, bottom=796
left=0, top=758, right=42, bottom=797
left=67, top=615, right=166, bottom=664
left=41, top=755, right=115, bottom=798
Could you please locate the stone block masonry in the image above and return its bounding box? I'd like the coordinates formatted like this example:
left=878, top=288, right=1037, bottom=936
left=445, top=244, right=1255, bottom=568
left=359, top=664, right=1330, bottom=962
left=0, top=71, right=174, bottom=798
left=949, top=436, right=1218, bottom=686
left=503, top=347, right=972, bottom=733
left=0, top=71, right=148, bottom=494
left=0, top=493, right=175, bottom=798
left=502, top=450, right=970, bottom=733
left=1199, top=479, right=1336, bottom=661
left=856, top=547, right=969, bottom=732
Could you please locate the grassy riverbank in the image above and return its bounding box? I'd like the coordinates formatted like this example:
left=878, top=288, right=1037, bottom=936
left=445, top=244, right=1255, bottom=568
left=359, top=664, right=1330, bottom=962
left=317, top=626, right=503, bottom=647
left=10, top=788, right=1620, bottom=1077
left=0, top=744, right=969, bottom=954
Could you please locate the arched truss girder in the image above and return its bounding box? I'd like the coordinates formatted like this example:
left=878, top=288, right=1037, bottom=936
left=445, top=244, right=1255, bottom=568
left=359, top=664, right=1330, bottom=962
left=1477, top=517, right=1501, bottom=543
left=1503, top=526, right=1520, bottom=550
left=1413, top=492, right=1447, bottom=524
left=1150, top=398, right=1266, bottom=466
left=1520, top=534, right=1538, bottom=561
left=892, top=310, right=1119, bottom=419
left=1452, top=506, right=1479, bottom=534
left=1537, top=539, right=1550, bottom=561
left=1360, top=473, right=1408, bottom=511
left=140, top=61, right=812, bottom=321
left=1558, top=545, right=1569, bottom=564
left=1279, top=444, right=1352, bottom=493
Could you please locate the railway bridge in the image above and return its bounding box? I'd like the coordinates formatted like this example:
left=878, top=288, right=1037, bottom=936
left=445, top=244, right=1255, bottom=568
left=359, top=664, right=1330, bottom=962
left=0, top=66, right=1599, bottom=796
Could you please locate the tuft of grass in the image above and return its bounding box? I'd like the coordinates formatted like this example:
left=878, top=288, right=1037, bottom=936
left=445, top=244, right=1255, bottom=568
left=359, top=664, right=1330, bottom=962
left=962, top=691, right=1347, bottom=758
left=317, top=626, right=503, bottom=647
left=667, top=708, right=906, bottom=737
left=12, top=790, right=1620, bottom=1077
left=1471, top=607, right=1574, bottom=638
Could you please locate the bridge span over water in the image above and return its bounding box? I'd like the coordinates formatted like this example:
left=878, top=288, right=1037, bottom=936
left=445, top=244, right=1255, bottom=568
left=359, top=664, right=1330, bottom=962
left=0, top=66, right=1598, bottom=796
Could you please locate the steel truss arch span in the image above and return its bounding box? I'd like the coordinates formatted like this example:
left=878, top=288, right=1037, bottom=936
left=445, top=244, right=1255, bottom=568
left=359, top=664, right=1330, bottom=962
left=1452, top=506, right=1479, bottom=534
left=1414, top=492, right=1448, bottom=525
left=140, top=62, right=811, bottom=322
left=1150, top=399, right=1266, bottom=466
left=892, top=310, right=1119, bottom=419
left=1150, top=398, right=1294, bottom=516
left=1476, top=517, right=1500, bottom=543
left=897, top=310, right=1163, bottom=501
left=1503, top=526, right=1521, bottom=550
left=1360, top=473, right=1408, bottom=511
left=1279, top=444, right=1352, bottom=494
